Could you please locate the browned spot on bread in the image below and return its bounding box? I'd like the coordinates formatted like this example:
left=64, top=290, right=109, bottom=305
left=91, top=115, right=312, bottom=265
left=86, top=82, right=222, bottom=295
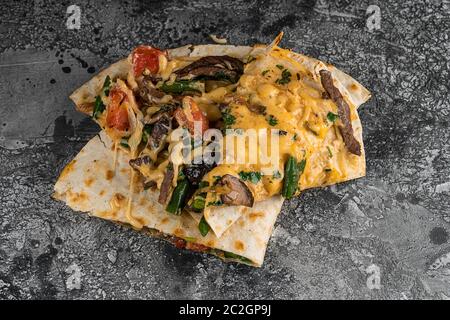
left=106, top=170, right=114, bottom=180
left=77, top=102, right=94, bottom=114
left=99, top=189, right=105, bottom=196
left=160, top=217, right=169, bottom=224
left=84, top=177, right=94, bottom=187
left=349, top=83, right=358, bottom=91
left=174, top=228, right=185, bottom=237
left=135, top=217, right=146, bottom=227
left=59, top=159, right=77, bottom=179
left=249, top=212, right=265, bottom=221
left=111, top=193, right=126, bottom=209
left=69, top=191, right=88, bottom=203
left=234, top=240, right=245, bottom=251
left=138, top=197, right=147, bottom=206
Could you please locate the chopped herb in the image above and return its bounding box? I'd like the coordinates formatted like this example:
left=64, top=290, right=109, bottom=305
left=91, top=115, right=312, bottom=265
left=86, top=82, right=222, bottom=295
left=296, top=73, right=300, bottom=81
left=276, top=64, right=284, bottom=70
left=141, top=124, right=153, bottom=144
left=278, top=130, right=287, bottom=136
left=213, top=175, right=222, bottom=184
left=267, top=115, right=278, bottom=126
left=327, top=146, right=333, bottom=158
left=262, top=69, right=270, bottom=76
left=120, top=138, right=129, bottom=149
left=102, top=75, right=111, bottom=96
left=184, top=236, right=197, bottom=242
left=92, top=96, right=105, bottom=119
left=276, top=69, right=291, bottom=85
left=207, top=200, right=223, bottom=207
left=198, top=181, right=210, bottom=189
left=239, top=171, right=262, bottom=184
left=327, top=112, right=339, bottom=122
left=273, top=170, right=282, bottom=179
left=292, top=133, right=298, bottom=141
left=325, top=168, right=332, bottom=172
left=198, top=216, right=210, bottom=237
left=221, top=108, right=236, bottom=128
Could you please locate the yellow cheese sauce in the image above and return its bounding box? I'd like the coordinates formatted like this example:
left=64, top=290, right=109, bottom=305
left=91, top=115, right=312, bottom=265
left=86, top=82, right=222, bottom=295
left=197, top=46, right=355, bottom=198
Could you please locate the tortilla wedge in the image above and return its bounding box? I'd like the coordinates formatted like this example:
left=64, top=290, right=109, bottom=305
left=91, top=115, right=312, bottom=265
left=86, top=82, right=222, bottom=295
left=57, top=42, right=371, bottom=266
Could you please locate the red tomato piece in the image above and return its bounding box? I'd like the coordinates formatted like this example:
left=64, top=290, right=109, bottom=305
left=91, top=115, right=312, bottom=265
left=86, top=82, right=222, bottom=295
left=175, top=97, right=209, bottom=135
left=106, top=86, right=129, bottom=131
left=131, top=45, right=165, bottom=77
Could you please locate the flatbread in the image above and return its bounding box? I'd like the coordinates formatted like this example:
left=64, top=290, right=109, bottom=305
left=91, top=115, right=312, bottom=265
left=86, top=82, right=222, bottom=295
left=54, top=131, right=283, bottom=266
left=58, top=43, right=371, bottom=266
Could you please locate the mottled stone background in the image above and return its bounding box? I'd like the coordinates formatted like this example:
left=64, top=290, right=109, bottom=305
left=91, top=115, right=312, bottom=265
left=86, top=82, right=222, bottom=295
left=0, top=0, right=449, bottom=300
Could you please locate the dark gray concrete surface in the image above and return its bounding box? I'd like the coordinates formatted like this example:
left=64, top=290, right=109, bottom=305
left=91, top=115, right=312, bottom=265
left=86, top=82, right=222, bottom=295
left=0, top=0, right=449, bottom=299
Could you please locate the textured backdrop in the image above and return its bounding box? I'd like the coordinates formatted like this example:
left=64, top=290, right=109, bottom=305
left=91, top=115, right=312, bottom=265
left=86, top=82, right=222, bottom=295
left=0, top=0, right=449, bottom=299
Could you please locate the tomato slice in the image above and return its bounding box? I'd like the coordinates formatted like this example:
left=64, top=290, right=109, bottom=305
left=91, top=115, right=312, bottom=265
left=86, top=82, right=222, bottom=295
left=175, top=97, right=209, bottom=135
left=131, top=45, right=166, bottom=77
left=106, top=86, right=129, bottom=131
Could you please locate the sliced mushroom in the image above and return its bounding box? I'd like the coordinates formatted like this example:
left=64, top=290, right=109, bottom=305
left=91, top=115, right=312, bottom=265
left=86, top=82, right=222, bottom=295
left=218, top=174, right=254, bottom=207
left=319, top=70, right=361, bottom=156
left=183, top=161, right=216, bottom=185
left=129, top=155, right=151, bottom=170
left=148, top=113, right=171, bottom=150
left=175, top=56, right=244, bottom=83
left=137, top=75, right=165, bottom=105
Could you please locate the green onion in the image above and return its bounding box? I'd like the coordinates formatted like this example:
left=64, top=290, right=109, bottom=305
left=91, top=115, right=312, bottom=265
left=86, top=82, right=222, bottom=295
left=192, top=196, right=206, bottom=212
left=92, top=96, right=105, bottom=119
left=198, top=216, right=210, bottom=237
left=166, top=179, right=190, bottom=214
left=282, top=156, right=306, bottom=199
left=102, top=75, right=111, bottom=96
left=223, top=251, right=252, bottom=264
left=160, top=80, right=201, bottom=95
left=262, top=70, right=270, bottom=76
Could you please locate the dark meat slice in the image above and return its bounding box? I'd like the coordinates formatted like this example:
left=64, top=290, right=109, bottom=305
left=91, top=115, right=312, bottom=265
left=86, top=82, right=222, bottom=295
left=148, top=113, right=171, bottom=150
left=129, top=155, right=151, bottom=170
left=175, top=56, right=244, bottom=83
left=319, top=70, right=361, bottom=156
left=158, top=164, right=174, bottom=205
left=183, top=161, right=216, bottom=185
left=218, top=174, right=254, bottom=207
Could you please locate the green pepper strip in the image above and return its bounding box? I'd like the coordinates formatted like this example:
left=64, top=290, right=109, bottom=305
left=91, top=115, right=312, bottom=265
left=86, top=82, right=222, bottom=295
left=160, top=80, right=200, bottom=95
left=166, top=179, right=190, bottom=215
left=282, top=156, right=306, bottom=199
